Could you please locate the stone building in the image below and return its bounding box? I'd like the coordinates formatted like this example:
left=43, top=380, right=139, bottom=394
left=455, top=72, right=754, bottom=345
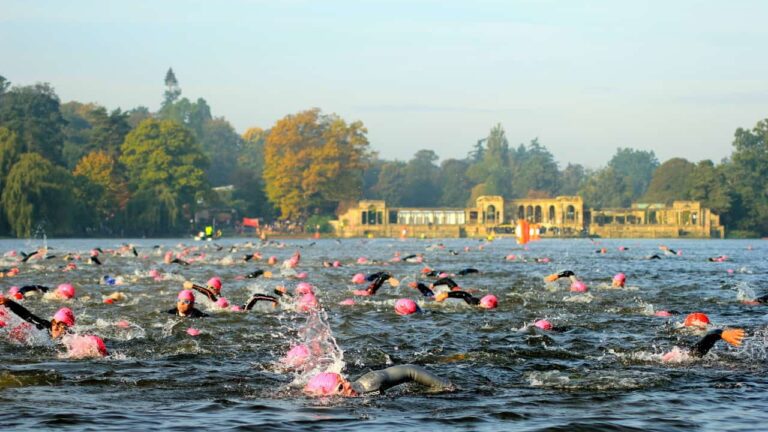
left=331, top=196, right=724, bottom=239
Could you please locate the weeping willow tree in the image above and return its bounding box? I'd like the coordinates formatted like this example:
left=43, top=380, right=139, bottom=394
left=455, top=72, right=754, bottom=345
left=1, top=152, right=77, bottom=237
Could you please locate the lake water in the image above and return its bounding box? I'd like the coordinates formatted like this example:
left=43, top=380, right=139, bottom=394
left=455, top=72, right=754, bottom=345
left=0, top=237, right=767, bottom=431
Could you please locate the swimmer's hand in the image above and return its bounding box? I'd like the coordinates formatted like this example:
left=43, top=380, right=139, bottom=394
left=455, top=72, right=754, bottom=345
left=435, top=292, right=449, bottom=302
left=183, top=281, right=194, bottom=290
left=0, top=295, right=6, bottom=305
left=544, top=274, right=558, bottom=282
left=721, top=328, right=745, bottom=347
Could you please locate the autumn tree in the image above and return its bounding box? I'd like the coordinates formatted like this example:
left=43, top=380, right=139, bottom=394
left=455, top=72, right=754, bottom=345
left=73, top=150, right=128, bottom=231
left=263, top=109, right=369, bottom=219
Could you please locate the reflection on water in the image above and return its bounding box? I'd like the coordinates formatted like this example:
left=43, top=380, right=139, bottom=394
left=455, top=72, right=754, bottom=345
left=1, top=238, right=767, bottom=430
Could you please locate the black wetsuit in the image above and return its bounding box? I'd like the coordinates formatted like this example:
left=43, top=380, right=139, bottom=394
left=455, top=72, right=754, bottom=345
left=189, top=284, right=218, bottom=302
left=365, top=273, right=391, bottom=295
left=244, top=254, right=255, bottom=262
left=432, top=277, right=459, bottom=290
left=553, top=270, right=575, bottom=280
left=414, top=283, right=435, bottom=298
left=424, top=270, right=442, bottom=278
left=350, top=365, right=453, bottom=394
left=689, top=329, right=731, bottom=357
left=243, top=294, right=279, bottom=310
left=90, top=256, right=102, bottom=265
left=2, top=300, right=52, bottom=331
left=166, top=307, right=208, bottom=318
left=170, top=258, right=190, bottom=266
left=366, top=272, right=391, bottom=282
left=19, top=285, right=50, bottom=296
left=456, top=268, right=479, bottom=276
left=444, top=291, right=480, bottom=306
left=20, top=251, right=38, bottom=263
left=246, top=269, right=267, bottom=279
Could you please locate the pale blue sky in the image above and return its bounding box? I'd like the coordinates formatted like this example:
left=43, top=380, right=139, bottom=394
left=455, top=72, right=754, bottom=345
left=2, top=0, right=767, bottom=167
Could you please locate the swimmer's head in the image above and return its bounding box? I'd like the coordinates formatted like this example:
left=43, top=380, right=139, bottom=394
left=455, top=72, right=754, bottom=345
left=296, top=282, right=314, bottom=295
left=89, top=335, right=108, bottom=356
left=304, top=372, right=354, bottom=396
left=351, top=273, right=366, bottom=284
left=394, top=298, right=419, bottom=315
left=8, top=286, right=22, bottom=300
left=570, top=281, right=588, bottom=293
left=479, top=294, right=498, bottom=309
left=215, top=297, right=230, bottom=308
left=612, top=273, right=626, bottom=287
left=177, top=289, right=195, bottom=314
left=56, top=283, right=76, bottom=299
left=283, top=344, right=310, bottom=368
left=296, top=293, right=318, bottom=312
left=534, top=319, right=553, bottom=330
left=206, top=277, right=222, bottom=294
left=683, top=312, right=710, bottom=328
left=51, top=307, right=75, bottom=338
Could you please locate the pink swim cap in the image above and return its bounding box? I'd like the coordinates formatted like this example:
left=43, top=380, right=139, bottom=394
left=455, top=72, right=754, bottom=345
left=56, top=283, right=76, bottom=299
left=356, top=257, right=368, bottom=264
left=654, top=310, right=672, bottom=317
left=394, top=298, right=418, bottom=315
left=297, top=293, right=318, bottom=312
left=480, top=294, right=498, bottom=309
left=613, top=273, right=626, bottom=282
left=570, top=281, right=588, bottom=292
left=339, top=298, right=356, bottom=306
left=283, top=344, right=310, bottom=367
left=230, top=305, right=243, bottom=312
left=8, top=286, right=19, bottom=296
left=332, top=260, right=341, bottom=267
left=268, top=256, right=278, bottom=265
left=296, top=272, right=308, bottom=279
left=296, top=282, right=314, bottom=295
left=178, top=289, right=195, bottom=302
left=505, top=254, right=516, bottom=261
left=304, top=372, right=343, bottom=396
left=186, top=328, right=201, bottom=336
left=207, top=277, right=222, bottom=292
left=89, top=335, right=108, bottom=356
left=148, top=269, right=160, bottom=278
left=215, top=297, right=230, bottom=308
left=90, top=249, right=99, bottom=257
left=351, top=273, right=366, bottom=284
left=53, top=307, right=75, bottom=327
left=534, top=319, right=553, bottom=330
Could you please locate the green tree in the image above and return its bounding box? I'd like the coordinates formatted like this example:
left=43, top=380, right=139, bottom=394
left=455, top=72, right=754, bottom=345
left=558, top=163, right=586, bottom=196
left=0, top=83, right=66, bottom=165
left=726, top=119, right=768, bottom=234
left=1, top=152, right=78, bottom=237
left=401, top=150, right=441, bottom=206
left=607, top=148, right=659, bottom=203
left=467, top=124, right=511, bottom=197
left=232, top=127, right=273, bottom=219
left=689, top=160, right=732, bottom=217
left=120, top=119, right=209, bottom=234
left=579, top=167, right=628, bottom=209
left=371, top=160, right=407, bottom=206
left=163, top=68, right=181, bottom=106
left=509, top=138, right=559, bottom=197
left=439, top=158, right=472, bottom=207
left=200, top=118, right=241, bottom=186
left=641, top=158, right=696, bottom=203
left=0, top=75, right=9, bottom=95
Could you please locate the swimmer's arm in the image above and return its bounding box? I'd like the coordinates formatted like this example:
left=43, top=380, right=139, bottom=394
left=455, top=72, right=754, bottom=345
left=357, top=365, right=453, bottom=393
left=415, top=283, right=435, bottom=297
left=445, top=291, right=480, bottom=305
left=689, top=329, right=723, bottom=357
left=1, top=299, right=51, bottom=330
left=243, top=294, right=279, bottom=311
left=19, top=285, right=49, bottom=295
left=433, top=277, right=458, bottom=289
left=185, top=282, right=218, bottom=302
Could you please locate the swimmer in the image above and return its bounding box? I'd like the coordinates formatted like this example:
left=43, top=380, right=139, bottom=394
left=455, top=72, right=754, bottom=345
left=410, top=282, right=435, bottom=298
left=431, top=277, right=460, bottom=291
left=242, top=293, right=280, bottom=310
left=456, top=268, right=479, bottom=276
left=612, top=273, right=626, bottom=288
left=435, top=291, right=498, bottom=309
left=544, top=270, right=587, bottom=292
left=245, top=269, right=272, bottom=279
left=707, top=255, right=728, bottom=262
left=645, top=254, right=663, bottom=260
left=167, top=290, right=208, bottom=318
left=0, top=296, right=74, bottom=339
left=743, top=293, right=768, bottom=305
left=356, top=272, right=395, bottom=296
left=662, top=328, right=745, bottom=362
left=659, top=245, right=678, bottom=256
left=183, top=278, right=221, bottom=302
left=11, top=285, right=50, bottom=299
left=304, top=364, right=453, bottom=396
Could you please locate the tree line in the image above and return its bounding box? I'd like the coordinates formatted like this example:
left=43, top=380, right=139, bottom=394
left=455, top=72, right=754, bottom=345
left=0, top=71, right=766, bottom=237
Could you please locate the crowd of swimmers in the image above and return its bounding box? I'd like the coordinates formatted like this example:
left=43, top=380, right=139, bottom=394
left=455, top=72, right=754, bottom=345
left=0, top=241, right=757, bottom=397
